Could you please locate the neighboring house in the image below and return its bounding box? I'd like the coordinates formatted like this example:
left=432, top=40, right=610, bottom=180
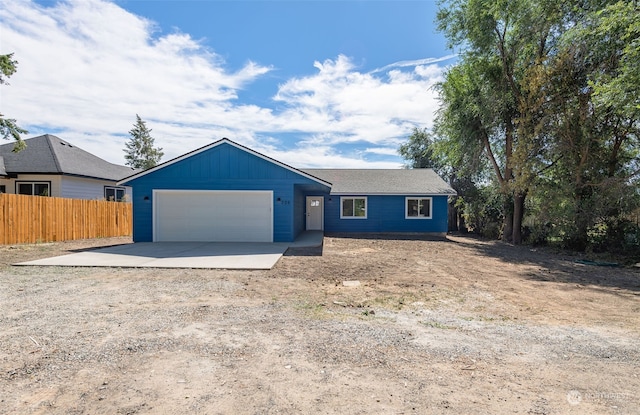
left=118, top=138, right=456, bottom=243
left=0, top=134, right=137, bottom=200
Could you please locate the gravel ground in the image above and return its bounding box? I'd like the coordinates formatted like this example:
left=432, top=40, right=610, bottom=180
left=0, top=235, right=638, bottom=414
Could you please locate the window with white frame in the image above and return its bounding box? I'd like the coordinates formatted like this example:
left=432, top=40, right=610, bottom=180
left=406, top=197, right=432, bottom=219
left=341, top=197, right=367, bottom=219
left=105, top=186, right=126, bottom=201
left=16, top=182, right=50, bottom=196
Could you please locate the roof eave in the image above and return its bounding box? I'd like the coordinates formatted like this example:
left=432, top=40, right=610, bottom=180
left=63, top=172, right=132, bottom=182
left=329, top=191, right=458, bottom=196
left=0, top=171, right=129, bottom=182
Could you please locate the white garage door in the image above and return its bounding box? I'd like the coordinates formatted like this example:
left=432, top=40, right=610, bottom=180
left=153, top=190, right=273, bottom=242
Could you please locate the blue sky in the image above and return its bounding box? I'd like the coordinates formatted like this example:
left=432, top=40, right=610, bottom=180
left=1, top=0, right=455, bottom=168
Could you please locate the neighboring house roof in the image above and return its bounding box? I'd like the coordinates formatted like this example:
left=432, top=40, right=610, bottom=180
left=118, top=137, right=333, bottom=187
left=0, top=134, right=137, bottom=181
left=303, top=168, right=457, bottom=196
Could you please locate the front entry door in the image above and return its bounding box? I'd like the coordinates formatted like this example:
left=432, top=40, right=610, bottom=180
left=306, top=196, right=324, bottom=230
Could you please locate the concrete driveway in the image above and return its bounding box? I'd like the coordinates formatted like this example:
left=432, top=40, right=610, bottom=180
left=15, top=231, right=323, bottom=270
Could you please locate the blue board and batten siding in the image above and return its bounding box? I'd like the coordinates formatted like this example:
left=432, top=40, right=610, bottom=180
left=123, top=143, right=328, bottom=242
left=323, top=195, right=449, bottom=233
left=119, top=139, right=453, bottom=242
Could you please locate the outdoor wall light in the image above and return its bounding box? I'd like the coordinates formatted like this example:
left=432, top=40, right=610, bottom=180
left=143, top=196, right=150, bottom=201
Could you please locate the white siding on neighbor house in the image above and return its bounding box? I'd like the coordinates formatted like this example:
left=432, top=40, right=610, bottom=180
left=61, top=176, right=105, bottom=199
left=0, top=175, right=131, bottom=200
left=61, top=176, right=132, bottom=200
left=0, top=174, right=62, bottom=196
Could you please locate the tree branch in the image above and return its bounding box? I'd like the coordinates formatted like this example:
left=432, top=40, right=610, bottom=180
left=481, top=128, right=505, bottom=185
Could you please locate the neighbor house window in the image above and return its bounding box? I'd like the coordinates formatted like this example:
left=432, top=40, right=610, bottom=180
left=105, top=186, right=126, bottom=202
left=341, top=197, right=367, bottom=219
left=0, top=185, right=5, bottom=193
left=16, top=182, right=50, bottom=196
left=406, top=197, right=432, bottom=219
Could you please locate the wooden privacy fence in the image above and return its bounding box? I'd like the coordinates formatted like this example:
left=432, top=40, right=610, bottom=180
left=0, top=193, right=132, bottom=244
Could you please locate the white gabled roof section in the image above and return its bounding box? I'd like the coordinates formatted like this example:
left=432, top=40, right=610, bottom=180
left=117, top=138, right=332, bottom=187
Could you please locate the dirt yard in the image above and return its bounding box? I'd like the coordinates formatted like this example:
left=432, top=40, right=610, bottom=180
left=0, top=234, right=638, bottom=415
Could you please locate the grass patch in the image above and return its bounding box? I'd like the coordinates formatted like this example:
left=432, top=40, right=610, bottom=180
left=365, top=293, right=430, bottom=310
left=420, top=320, right=454, bottom=329
left=294, top=300, right=328, bottom=318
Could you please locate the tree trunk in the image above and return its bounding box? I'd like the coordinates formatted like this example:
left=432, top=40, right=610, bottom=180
left=458, top=211, right=467, bottom=233
left=501, top=117, right=516, bottom=243
left=512, top=192, right=526, bottom=244
left=502, top=198, right=514, bottom=243
left=448, top=198, right=459, bottom=232
left=570, top=186, right=591, bottom=251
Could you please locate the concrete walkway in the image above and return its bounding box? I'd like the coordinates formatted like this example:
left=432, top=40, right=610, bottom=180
left=15, top=231, right=324, bottom=270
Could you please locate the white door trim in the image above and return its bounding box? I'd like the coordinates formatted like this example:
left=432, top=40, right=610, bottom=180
left=306, top=196, right=324, bottom=231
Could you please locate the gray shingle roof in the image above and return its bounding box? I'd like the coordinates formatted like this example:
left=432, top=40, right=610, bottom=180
left=0, top=134, right=137, bottom=181
left=302, top=169, right=457, bottom=195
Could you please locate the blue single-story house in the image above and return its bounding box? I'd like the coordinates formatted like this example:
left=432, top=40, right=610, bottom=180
left=117, top=138, right=456, bottom=243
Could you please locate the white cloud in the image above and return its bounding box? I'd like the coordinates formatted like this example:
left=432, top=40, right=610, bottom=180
left=1, top=0, right=447, bottom=168
left=255, top=141, right=403, bottom=169
left=370, top=55, right=456, bottom=74
left=272, top=55, right=445, bottom=148
left=364, top=147, right=401, bottom=157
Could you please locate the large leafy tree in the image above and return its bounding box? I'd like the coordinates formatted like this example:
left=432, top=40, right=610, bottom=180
left=0, top=53, right=27, bottom=151
left=434, top=0, right=607, bottom=244
left=430, top=0, right=639, bottom=252
left=436, top=0, right=530, bottom=243
left=123, top=115, right=164, bottom=170
left=520, top=1, right=640, bottom=250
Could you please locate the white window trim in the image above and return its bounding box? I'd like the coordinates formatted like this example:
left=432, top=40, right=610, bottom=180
left=16, top=181, right=51, bottom=197
left=104, top=186, right=126, bottom=202
left=340, top=196, right=368, bottom=219
left=405, top=197, right=432, bottom=219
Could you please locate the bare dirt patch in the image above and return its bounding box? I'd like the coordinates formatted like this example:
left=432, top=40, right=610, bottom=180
left=1, top=235, right=638, bottom=414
